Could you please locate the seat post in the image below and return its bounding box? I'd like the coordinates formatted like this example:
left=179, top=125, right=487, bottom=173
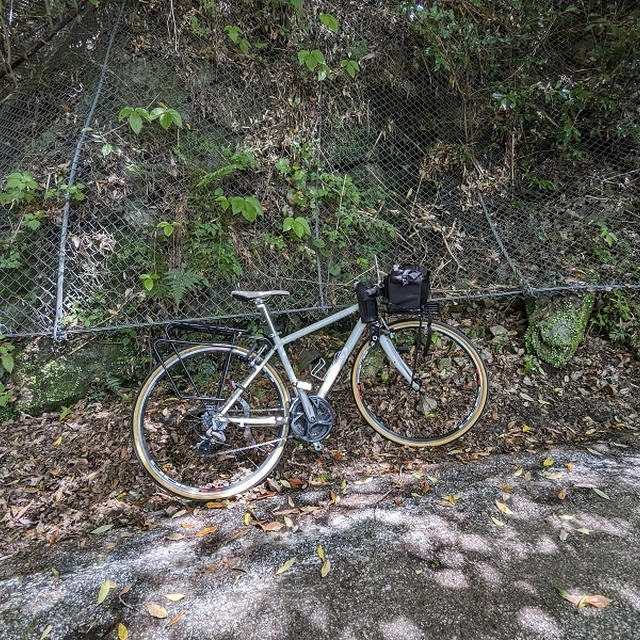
left=255, top=300, right=278, bottom=340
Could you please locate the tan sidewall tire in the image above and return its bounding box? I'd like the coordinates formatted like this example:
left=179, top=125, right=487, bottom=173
left=132, top=343, right=290, bottom=500
left=351, top=320, right=488, bottom=447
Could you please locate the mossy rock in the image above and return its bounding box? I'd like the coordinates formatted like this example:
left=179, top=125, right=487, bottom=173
left=525, top=293, right=595, bottom=367
left=12, top=335, right=147, bottom=416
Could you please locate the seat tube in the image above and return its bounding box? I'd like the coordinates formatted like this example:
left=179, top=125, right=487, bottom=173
left=256, top=301, right=278, bottom=339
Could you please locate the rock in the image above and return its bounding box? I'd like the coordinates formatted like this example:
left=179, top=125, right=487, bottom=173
left=490, top=325, right=508, bottom=336
left=12, top=335, right=145, bottom=416
left=525, top=293, right=595, bottom=367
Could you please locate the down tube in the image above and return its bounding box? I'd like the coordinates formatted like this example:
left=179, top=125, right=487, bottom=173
left=317, top=321, right=367, bottom=399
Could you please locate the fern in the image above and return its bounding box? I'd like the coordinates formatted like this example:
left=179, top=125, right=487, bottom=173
left=163, top=266, right=208, bottom=305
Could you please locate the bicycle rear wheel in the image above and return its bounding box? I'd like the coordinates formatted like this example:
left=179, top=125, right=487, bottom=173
left=351, top=319, right=488, bottom=447
left=132, top=344, right=289, bottom=500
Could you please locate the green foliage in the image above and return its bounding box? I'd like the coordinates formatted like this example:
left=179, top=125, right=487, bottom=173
left=196, top=149, right=258, bottom=187
left=45, top=182, right=86, bottom=201
left=297, top=49, right=329, bottom=81
left=139, top=272, right=159, bottom=292
left=118, top=105, right=183, bottom=134
left=595, top=221, right=618, bottom=248
left=0, top=172, right=39, bottom=205
left=283, top=216, right=311, bottom=239
left=225, top=25, right=251, bottom=54
left=318, top=13, right=339, bottom=34
left=157, top=220, right=181, bottom=237
left=593, top=291, right=640, bottom=350
left=163, top=266, right=209, bottom=305
left=0, top=333, right=15, bottom=375
left=340, top=58, right=360, bottom=79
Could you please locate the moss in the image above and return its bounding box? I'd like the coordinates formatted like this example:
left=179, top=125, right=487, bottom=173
left=525, top=293, right=595, bottom=367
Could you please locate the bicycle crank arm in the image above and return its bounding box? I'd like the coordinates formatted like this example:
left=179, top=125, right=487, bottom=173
left=379, top=334, right=421, bottom=390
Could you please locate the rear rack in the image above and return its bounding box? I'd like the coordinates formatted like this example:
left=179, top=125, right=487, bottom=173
left=151, top=321, right=269, bottom=403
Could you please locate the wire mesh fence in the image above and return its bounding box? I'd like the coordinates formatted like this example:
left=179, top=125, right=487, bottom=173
left=1, top=0, right=639, bottom=338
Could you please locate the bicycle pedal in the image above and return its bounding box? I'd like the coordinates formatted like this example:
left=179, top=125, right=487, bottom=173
left=312, top=442, right=324, bottom=452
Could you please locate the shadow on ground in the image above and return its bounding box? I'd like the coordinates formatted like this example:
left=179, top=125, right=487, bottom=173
left=1, top=444, right=640, bottom=639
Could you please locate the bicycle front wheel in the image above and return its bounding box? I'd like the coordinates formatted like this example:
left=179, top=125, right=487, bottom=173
left=132, top=344, right=290, bottom=500
left=351, top=319, right=488, bottom=447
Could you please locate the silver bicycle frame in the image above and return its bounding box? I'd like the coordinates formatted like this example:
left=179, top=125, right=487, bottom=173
left=216, top=300, right=416, bottom=426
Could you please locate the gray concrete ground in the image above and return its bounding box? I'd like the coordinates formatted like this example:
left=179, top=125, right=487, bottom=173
left=1, top=444, right=640, bottom=640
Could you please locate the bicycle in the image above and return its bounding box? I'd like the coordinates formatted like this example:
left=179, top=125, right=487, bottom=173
left=132, top=273, right=488, bottom=500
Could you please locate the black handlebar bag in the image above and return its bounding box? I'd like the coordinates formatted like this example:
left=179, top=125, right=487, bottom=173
left=383, top=265, right=431, bottom=313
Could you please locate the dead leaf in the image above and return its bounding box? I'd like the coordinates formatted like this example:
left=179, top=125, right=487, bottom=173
left=495, top=500, right=514, bottom=515
left=576, top=527, right=590, bottom=535
left=195, top=525, right=218, bottom=537
left=180, top=523, right=194, bottom=530
left=258, top=521, right=284, bottom=532
left=51, top=567, right=59, bottom=580
left=557, top=488, right=567, bottom=500
left=39, top=625, right=53, bottom=640
left=230, top=529, right=250, bottom=541
left=513, top=467, right=523, bottom=477
left=316, top=545, right=325, bottom=561
left=288, top=478, right=305, bottom=488
left=164, top=593, right=185, bottom=602
left=90, top=524, right=114, bottom=535
left=172, top=509, right=187, bottom=519
left=284, top=516, right=294, bottom=528
left=592, top=487, right=610, bottom=500
left=543, top=471, right=564, bottom=480
left=329, top=491, right=338, bottom=504
left=205, top=501, right=226, bottom=509
left=97, top=578, right=116, bottom=605
left=321, top=559, right=331, bottom=577
left=490, top=517, right=505, bottom=527
left=243, top=512, right=253, bottom=526
left=166, top=611, right=184, bottom=628
left=119, top=583, right=132, bottom=596
left=566, top=462, right=574, bottom=472
left=147, top=603, right=168, bottom=619
left=557, top=588, right=612, bottom=608
left=275, top=557, right=296, bottom=575
left=117, top=623, right=128, bottom=640
left=542, top=457, right=554, bottom=467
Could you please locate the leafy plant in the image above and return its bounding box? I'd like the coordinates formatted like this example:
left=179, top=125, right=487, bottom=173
left=283, top=216, right=311, bottom=239
left=139, top=272, right=159, bottom=292
left=118, top=107, right=150, bottom=135
left=297, top=49, right=330, bottom=81
left=118, top=105, right=183, bottom=134
left=224, top=25, right=251, bottom=54
left=45, top=182, right=86, bottom=201
left=157, top=221, right=181, bottom=237
left=0, top=171, right=39, bottom=205
left=163, top=266, right=208, bottom=305
left=340, top=58, right=360, bottom=79
left=318, top=13, right=339, bottom=34
left=196, top=149, right=258, bottom=187
left=0, top=333, right=15, bottom=375
left=595, top=221, right=618, bottom=248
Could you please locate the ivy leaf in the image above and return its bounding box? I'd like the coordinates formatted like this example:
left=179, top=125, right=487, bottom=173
left=1, top=354, right=14, bottom=374
left=319, top=13, right=339, bottom=33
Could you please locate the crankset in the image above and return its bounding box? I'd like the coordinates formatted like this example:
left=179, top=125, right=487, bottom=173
left=289, top=395, right=335, bottom=446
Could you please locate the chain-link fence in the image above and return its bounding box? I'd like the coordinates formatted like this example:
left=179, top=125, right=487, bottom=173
left=1, top=0, right=639, bottom=338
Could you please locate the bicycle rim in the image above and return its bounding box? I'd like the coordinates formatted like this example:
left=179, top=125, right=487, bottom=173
left=351, top=320, right=488, bottom=447
left=132, top=344, right=290, bottom=500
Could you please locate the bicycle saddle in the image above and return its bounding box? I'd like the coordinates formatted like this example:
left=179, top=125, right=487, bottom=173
left=231, top=290, right=290, bottom=302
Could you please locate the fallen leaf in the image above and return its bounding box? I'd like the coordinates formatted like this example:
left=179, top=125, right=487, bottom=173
left=513, top=467, right=523, bottom=477
left=586, top=447, right=603, bottom=456
left=166, top=611, right=184, bottom=628
left=119, top=584, right=132, bottom=596
left=259, top=521, right=284, bottom=532
left=566, top=462, right=574, bottom=472
left=329, top=491, right=338, bottom=504
left=117, top=623, right=128, bottom=640
left=147, top=603, right=168, bottom=619
left=180, top=523, right=194, bottom=530
left=284, top=516, right=294, bottom=528
left=205, top=501, right=226, bottom=509
left=557, top=588, right=612, bottom=608
left=542, top=457, right=554, bottom=467
left=230, top=529, right=250, bottom=541
left=557, top=488, right=567, bottom=500
left=91, top=524, right=114, bottom=535
left=316, top=545, right=325, bottom=561
left=321, top=559, right=331, bottom=577
left=164, top=593, right=185, bottom=602
left=97, top=578, right=116, bottom=605
left=51, top=567, right=59, bottom=580
left=288, top=478, right=305, bottom=488
left=195, top=525, right=218, bottom=537
left=243, top=512, right=252, bottom=526
left=354, top=477, right=373, bottom=485
left=576, top=527, right=590, bottom=535
left=275, top=557, right=296, bottom=575
left=490, top=517, right=505, bottom=527
left=495, top=500, right=514, bottom=515
left=543, top=471, right=564, bottom=480
left=39, top=625, right=53, bottom=640
left=559, top=530, right=569, bottom=541
left=559, top=514, right=575, bottom=521
left=172, top=509, right=187, bottom=519
left=592, top=487, right=610, bottom=500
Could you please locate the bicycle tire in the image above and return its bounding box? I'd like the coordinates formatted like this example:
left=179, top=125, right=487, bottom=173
left=132, top=343, right=290, bottom=500
left=351, top=319, right=488, bottom=447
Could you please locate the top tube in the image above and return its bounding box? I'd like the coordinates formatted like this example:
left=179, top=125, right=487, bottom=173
left=279, top=304, right=360, bottom=346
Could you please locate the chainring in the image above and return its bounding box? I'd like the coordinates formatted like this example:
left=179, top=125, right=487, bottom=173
left=289, top=396, right=335, bottom=443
